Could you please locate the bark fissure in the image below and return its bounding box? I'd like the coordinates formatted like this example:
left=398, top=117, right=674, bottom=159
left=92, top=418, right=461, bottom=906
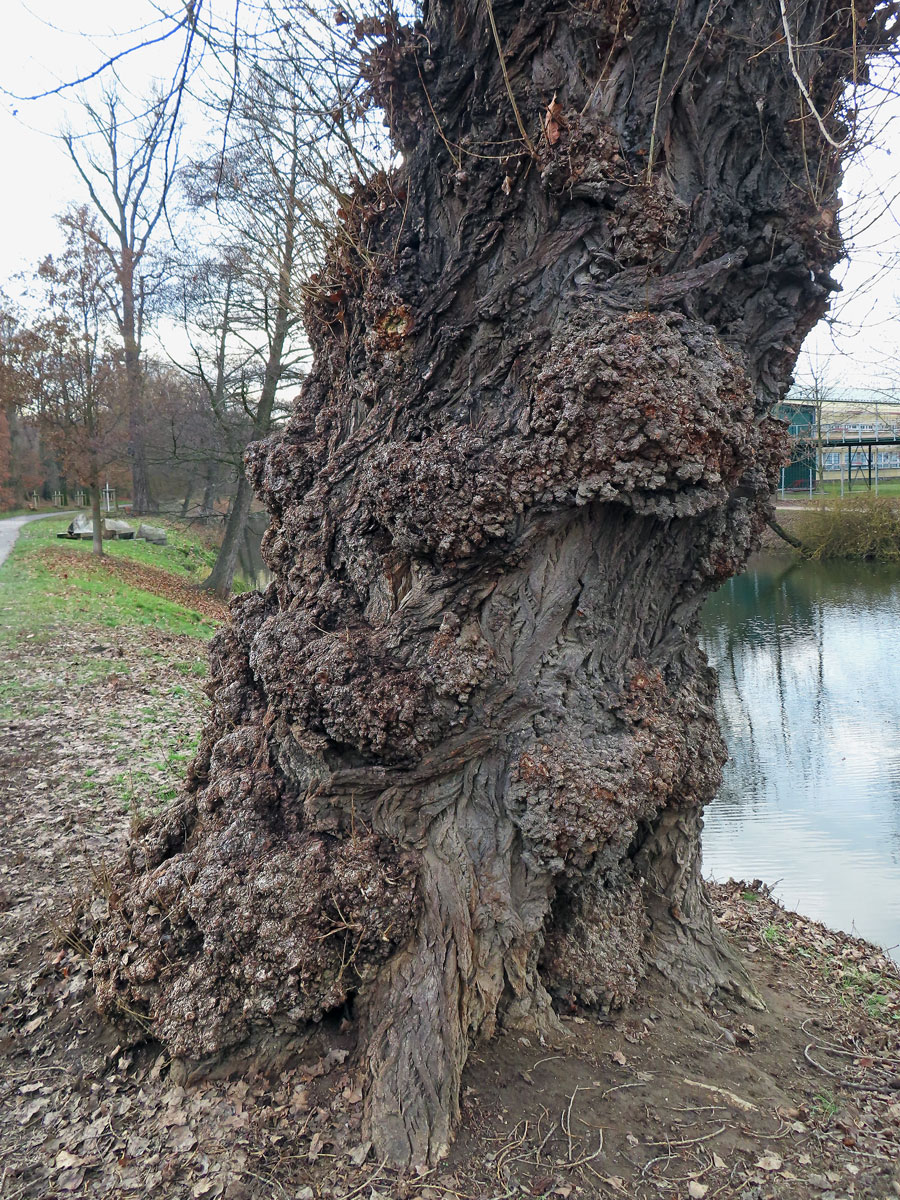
left=92, top=0, right=896, bottom=1170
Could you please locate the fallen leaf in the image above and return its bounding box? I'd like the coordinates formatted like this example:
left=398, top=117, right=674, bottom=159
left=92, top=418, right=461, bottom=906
left=544, top=96, right=563, bottom=145
left=168, top=1125, right=197, bottom=1153
left=756, top=1152, right=783, bottom=1171
left=611, top=1050, right=627, bottom=1066
left=192, top=1181, right=220, bottom=1198
left=55, top=1151, right=84, bottom=1170
left=688, top=1183, right=708, bottom=1199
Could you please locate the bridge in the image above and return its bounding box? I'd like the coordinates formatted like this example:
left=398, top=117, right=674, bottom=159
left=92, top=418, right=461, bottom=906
left=780, top=400, right=900, bottom=492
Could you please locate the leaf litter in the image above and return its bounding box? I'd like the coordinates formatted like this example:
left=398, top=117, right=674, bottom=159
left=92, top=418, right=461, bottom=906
left=1, top=628, right=899, bottom=1198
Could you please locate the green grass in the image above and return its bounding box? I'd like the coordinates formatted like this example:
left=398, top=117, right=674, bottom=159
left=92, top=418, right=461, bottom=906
left=830, top=964, right=900, bottom=1021
left=0, top=517, right=220, bottom=643
left=14, top=514, right=220, bottom=580
left=819, top=479, right=900, bottom=498
left=811, top=1089, right=840, bottom=1118
left=114, top=717, right=201, bottom=825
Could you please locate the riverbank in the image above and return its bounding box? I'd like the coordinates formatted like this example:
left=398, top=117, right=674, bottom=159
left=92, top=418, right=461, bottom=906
left=762, top=494, right=900, bottom=560
left=1, top=565, right=898, bottom=1197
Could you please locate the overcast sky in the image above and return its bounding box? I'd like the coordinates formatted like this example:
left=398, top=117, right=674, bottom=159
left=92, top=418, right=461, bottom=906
left=0, top=2, right=186, bottom=274
left=2, top=1, right=899, bottom=390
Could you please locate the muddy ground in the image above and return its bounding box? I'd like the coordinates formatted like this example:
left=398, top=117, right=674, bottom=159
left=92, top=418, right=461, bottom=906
left=1, top=625, right=898, bottom=1200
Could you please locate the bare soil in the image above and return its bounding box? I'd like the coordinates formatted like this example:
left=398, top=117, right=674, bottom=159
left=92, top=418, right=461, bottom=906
left=2, top=627, right=898, bottom=1200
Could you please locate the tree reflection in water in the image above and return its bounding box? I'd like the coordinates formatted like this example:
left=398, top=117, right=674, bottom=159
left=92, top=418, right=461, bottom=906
left=701, top=553, right=900, bottom=961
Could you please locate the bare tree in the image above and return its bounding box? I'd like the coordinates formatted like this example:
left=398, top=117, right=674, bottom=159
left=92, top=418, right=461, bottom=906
left=31, top=208, right=127, bottom=553
left=178, top=51, right=322, bottom=595
left=63, top=89, right=178, bottom=514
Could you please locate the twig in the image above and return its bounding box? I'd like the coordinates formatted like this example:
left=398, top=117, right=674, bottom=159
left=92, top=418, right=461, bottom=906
left=804, top=1043, right=838, bottom=1076
left=494, top=1120, right=529, bottom=1177
left=683, top=1079, right=758, bottom=1112
left=562, top=1087, right=578, bottom=1161
left=531, top=1054, right=563, bottom=1069
left=601, top=1081, right=649, bottom=1099
left=484, top=0, right=536, bottom=157
left=646, top=0, right=681, bottom=181
left=645, top=1124, right=727, bottom=1149
left=342, top=1159, right=388, bottom=1199
left=568, top=1128, right=605, bottom=1167
left=778, top=0, right=850, bottom=150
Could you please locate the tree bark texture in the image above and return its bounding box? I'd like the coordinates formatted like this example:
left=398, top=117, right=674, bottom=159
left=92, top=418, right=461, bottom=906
left=92, top=0, right=895, bottom=1169
left=90, top=478, right=104, bottom=559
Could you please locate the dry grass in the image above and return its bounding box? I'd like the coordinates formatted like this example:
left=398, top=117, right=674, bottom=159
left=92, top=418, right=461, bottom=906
left=793, top=493, right=900, bottom=560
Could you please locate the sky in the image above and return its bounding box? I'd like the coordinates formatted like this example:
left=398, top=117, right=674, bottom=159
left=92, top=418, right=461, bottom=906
left=2, top=1, right=900, bottom=389
left=0, top=2, right=187, bottom=275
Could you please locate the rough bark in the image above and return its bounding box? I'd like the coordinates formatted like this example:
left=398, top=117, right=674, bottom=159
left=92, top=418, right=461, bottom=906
left=90, top=479, right=104, bottom=559
left=92, top=0, right=896, bottom=1171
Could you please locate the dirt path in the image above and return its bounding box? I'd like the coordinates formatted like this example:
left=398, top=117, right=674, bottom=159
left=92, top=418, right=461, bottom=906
left=1, top=628, right=898, bottom=1200
left=0, top=513, right=75, bottom=569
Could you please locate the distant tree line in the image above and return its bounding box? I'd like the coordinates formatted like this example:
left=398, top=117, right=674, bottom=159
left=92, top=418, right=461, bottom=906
left=0, top=1, right=378, bottom=593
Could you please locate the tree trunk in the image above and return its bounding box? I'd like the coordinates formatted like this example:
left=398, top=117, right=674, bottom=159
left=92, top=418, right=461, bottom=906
left=200, top=472, right=253, bottom=597
left=92, top=0, right=895, bottom=1170
left=200, top=459, right=219, bottom=516
left=121, top=257, right=153, bottom=515
left=180, top=478, right=195, bottom=518
left=90, top=479, right=104, bottom=559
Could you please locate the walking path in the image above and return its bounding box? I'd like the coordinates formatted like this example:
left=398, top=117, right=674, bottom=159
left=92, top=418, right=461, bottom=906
left=0, top=512, right=75, bottom=570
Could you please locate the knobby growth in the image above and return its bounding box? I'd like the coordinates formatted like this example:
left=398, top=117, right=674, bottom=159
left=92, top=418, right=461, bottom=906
left=91, top=0, right=898, bottom=1169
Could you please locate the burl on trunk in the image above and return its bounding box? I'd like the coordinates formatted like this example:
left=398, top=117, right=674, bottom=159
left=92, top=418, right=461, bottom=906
left=92, top=0, right=895, bottom=1168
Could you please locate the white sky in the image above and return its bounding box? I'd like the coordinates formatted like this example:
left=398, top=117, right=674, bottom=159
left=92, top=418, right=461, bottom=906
left=1, top=1, right=899, bottom=390
left=0, top=2, right=185, bottom=275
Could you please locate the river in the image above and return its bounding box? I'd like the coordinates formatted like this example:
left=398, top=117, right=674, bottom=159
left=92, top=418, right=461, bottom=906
left=700, top=553, right=900, bottom=962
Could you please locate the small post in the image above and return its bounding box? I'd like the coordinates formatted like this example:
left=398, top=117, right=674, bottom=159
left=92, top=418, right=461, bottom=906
left=840, top=450, right=844, bottom=498
left=809, top=468, right=813, bottom=498
left=875, top=450, right=880, bottom=495
left=780, top=467, right=785, bottom=499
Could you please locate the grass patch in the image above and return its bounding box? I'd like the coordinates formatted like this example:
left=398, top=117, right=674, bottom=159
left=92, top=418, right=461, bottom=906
left=793, top=493, right=900, bottom=561
left=18, top=514, right=220, bottom=580
left=0, top=517, right=220, bottom=643
left=819, top=478, right=900, bottom=498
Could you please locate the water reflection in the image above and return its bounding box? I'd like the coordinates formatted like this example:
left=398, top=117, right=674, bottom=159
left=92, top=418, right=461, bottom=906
left=700, top=554, right=900, bottom=961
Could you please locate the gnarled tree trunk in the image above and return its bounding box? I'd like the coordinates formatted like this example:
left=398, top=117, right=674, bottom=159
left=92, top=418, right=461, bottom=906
left=92, top=0, right=895, bottom=1170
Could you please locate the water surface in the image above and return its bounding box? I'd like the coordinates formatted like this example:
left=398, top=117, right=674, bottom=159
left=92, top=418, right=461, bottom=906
left=700, top=554, right=900, bottom=962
